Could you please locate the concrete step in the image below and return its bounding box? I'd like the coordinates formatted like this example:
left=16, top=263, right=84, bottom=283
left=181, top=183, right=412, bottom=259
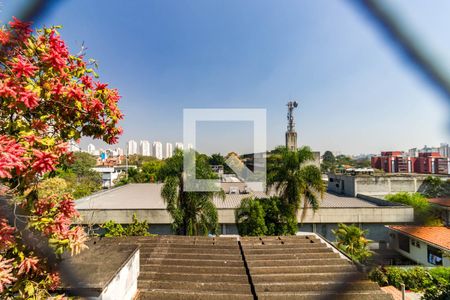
left=141, top=264, right=247, bottom=275
left=243, top=247, right=332, bottom=255
left=139, top=271, right=249, bottom=283
left=243, top=243, right=327, bottom=250
left=140, top=253, right=243, bottom=260
left=254, top=281, right=381, bottom=292
left=247, top=258, right=348, bottom=267
left=141, top=258, right=244, bottom=267
left=245, top=252, right=340, bottom=260
left=250, top=265, right=357, bottom=274
left=139, top=290, right=253, bottom=300
left=251, top=272, right=366, bottom=283
left=137, top=243, right=239, bottom=249
left=240, top=239, right=321, bottom=245
left=256, top=291, right=393, bottom=300
left=140, top=247, right=241, bottom=254
left=241, top=236, right=317, bottom=241
left=138, top=280, right=251, bottom=293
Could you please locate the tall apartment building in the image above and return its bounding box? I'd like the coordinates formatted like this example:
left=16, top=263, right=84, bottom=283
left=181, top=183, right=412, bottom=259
left=439, top=143, right=449, bottom=158
left=87, top=143, right=96, bottom=155
left=116, top=147, right=124, bottom=156
left=371, top=151, right=450, bottom=175
left=175, top=142, right=184, bottom=151
left=127, top=140, right=138, bottom=155
left=140, top=140, right=151, bottom=156
left=153, top=141, right=163, bottom=160
left=165, top=143, right=173, bottom=159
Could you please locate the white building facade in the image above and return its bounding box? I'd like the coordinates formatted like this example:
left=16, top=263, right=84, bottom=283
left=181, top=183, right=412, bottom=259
left=153, top=141, right=163, bottom=160
left=127, top=140, right=138, bottom=155
left=439, top=143, right=449, bottom=158
left=140, top=140, right=151, bottom=156
left=165, top=143, right=173, bottom=159
left=175, top=142, right=184, bottom=151
left=87, top=144, right=96, bottom=155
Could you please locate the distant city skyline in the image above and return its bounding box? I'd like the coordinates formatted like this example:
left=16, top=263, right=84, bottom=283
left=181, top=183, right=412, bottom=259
left=9, top=1, right=449, bottom=155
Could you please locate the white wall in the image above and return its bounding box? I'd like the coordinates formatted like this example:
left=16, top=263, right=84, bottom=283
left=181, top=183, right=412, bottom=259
left=390, top=232, right=450, bottom=267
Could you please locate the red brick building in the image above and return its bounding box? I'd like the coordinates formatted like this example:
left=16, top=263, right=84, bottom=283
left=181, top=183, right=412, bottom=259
left=371, top=151, right=450, bottom=174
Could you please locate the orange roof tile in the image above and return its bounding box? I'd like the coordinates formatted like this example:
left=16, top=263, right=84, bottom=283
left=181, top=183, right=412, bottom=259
left=388, top=226, right=450, bottom=250
left=428, top=197, right=450, bottom=208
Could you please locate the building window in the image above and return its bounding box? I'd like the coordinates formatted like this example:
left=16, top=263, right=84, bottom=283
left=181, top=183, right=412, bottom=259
left=398, top=234, right=410, bottom=253
left=427, top=246, right=443, bottom=266
left=329, top=178, right=334, bottom=182
left=411, top=239, right=421, bottom=248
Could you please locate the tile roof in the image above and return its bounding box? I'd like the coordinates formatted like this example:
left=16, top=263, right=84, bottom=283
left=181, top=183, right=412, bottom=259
left=388, top=226, right=450, bottom=251
left=428, top=197, right=450, bottom=208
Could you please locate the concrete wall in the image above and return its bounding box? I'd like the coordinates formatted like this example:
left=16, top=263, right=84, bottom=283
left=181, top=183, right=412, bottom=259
left=327, top=174, right=450, bottom=197
left=389, top=232, right=450, bottom=267
left=97, top=249, right=139, bottom=300
left=78, top=206, right=414, bottom=233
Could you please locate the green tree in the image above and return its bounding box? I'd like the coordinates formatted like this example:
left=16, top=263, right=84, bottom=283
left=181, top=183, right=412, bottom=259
left=422, top=176, right=450, bottom=198
left=333, top=224, right=373, bottom=263
left=267, top=146, right=325, bottom=221
left=259, top=197, right=297, bottom=235
left=321, top=150, right=336, bottom=172
left=69, top=152, right=97, bottom=175
left=235, top=197, right=298, bottom=236
left=159, top=149, right=224, bottom=235
left=236, top=197, right=267, bottom=236
left=141, top=159, right=165, bottom=182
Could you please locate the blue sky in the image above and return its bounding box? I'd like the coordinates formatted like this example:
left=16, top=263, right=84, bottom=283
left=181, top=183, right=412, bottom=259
left=1, top=0, right=449, bottom=155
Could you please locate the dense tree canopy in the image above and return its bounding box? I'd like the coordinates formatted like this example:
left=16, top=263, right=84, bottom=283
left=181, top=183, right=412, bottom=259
left=0, top=18, right=122, bottom=297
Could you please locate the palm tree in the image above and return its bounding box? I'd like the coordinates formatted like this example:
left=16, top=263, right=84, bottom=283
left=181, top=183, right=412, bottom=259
left=159, top=149, right=224, bottom=236
left=267, top=146, right=325, bottom=221
left=332, top=223, right=372, bottom=263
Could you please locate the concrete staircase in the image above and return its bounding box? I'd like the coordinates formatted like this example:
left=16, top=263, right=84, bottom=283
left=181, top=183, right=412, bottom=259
left=240, top=235, right=393, bottom=300
left=133, top=236, right=253, bottom=300
left=102, top=235, right=392, bottom=300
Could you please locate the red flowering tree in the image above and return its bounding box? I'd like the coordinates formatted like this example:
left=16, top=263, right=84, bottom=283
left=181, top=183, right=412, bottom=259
left=0, top=18, right=123, bottom=298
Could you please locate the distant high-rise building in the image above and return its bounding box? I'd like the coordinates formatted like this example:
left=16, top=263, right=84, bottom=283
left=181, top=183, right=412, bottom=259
left=127, top=140, right=138, bottom=155
left=175, top=142, right=184, bottom=151
left=187, top=143, right=194, bottom=150
left=116, top=147, right=124, bottom=156
left=153, top=141, right=163, bottom=160
left=87, top=143, right=96, bottom=155
left=69, top=140, right=81, bottom=152
left=140, top=140, right=151, bottom=156
left=408, top=148, right=418, bottom=158
left=165, top=143, right=173, bottom=158
left=439, top=143, right=449, bottom=158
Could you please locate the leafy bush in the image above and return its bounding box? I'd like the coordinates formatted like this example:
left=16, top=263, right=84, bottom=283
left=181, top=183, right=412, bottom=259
left=101, top=214, right=151, bottom=237
left=236, top=198, right=267, bottom=236
left=369, top=266, right=450, bottom=297
left=259, top=197, right=297, bottom=235
left=236, top=197, right=297, bottom=236
left=332, top=224, right=372, bottom=263
left=385, top=192, right=442, bottom=225
left=422, top=282, right=450, bottom=300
